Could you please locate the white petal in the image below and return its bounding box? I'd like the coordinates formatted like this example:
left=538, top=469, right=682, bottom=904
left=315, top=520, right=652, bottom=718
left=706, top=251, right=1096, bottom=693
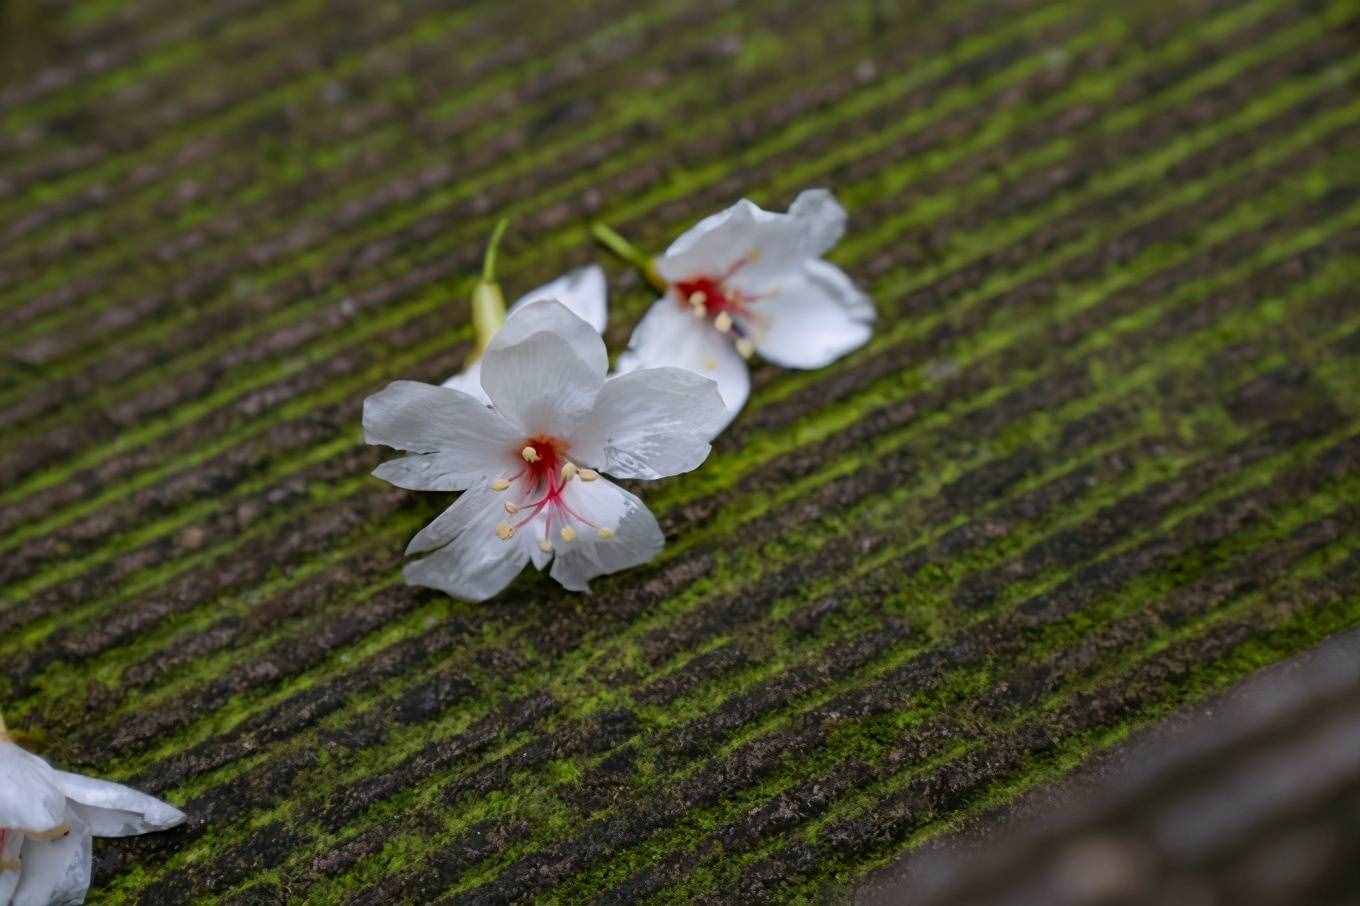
left=657, top=189, right=847, bottom=290
left=526, top=515, right=554, bottom=570
left=363, top=381, right=520, bottom=490
left=443, top=268, right=609, bottom=401
left=1, top=829, right=23, bottom=904
left=787, top=188, right=849, bottom=258
left=509, top=265, right=609, bottom=334
left=486, top=298, right=607, bottom=380
left=508, top=494, right=561, bottom=572
left=548, top=479, right=664, bottom=592
left=53, top=771, right=185, bottom=838
left=402, top=485, right=530, bottom=601
left=406, top=484, right=502, bottom=556
left=0, top=741, right=66, bottom=835
left=656, top=198, right=764, bottom=284
left=745, top=260, right=874, bottom=369
left=617, top=299, right=749, bottom=430
left=372, top=447, right=518, bottom=493
left=440, top=360, right=491, bottom=405
left=12, top=806, right=90, bottom=906
left=573, top=368, right=726, bottom=480
left=480, top=326, right=603, bottom=439
left=442, top=268, right=609, bottom=400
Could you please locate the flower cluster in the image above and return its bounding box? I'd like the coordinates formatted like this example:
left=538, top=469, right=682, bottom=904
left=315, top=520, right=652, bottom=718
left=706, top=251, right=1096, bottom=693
left=0, top=191, right=871, bottom=905
left=365, top=189, right=874, bottom=601
left=364, top=300, right=726, bottom=600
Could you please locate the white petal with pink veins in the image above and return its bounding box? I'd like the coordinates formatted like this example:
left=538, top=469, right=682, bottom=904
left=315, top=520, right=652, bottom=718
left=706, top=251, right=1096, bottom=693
left=548, top=479, right=665, bottom=592
left=617, top=298, right=750, bottom=430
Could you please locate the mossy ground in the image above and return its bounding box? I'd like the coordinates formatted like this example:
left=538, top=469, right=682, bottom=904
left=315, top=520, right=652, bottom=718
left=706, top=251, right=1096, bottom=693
left=0, top=0, right=1358, bottom=902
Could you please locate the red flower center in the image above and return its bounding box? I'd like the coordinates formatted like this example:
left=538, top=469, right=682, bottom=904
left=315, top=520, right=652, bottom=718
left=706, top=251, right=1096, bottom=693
left=673, top=275, right=733, bottom=318
left=669, top=257, right=764, bottom=358
left=520, top=437, right=562, bottom=478
left=494, top=437, right=610, bottom=547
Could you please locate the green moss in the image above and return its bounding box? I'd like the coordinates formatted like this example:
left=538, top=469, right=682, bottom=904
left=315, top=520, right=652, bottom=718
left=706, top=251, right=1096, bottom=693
left=14, top=2, right=1345, bottom=660
left=5, top=0, right=1359, bottom=900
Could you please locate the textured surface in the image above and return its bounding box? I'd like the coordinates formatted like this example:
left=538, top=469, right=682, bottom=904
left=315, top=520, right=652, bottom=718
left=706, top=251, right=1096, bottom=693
left=0, top=0, right=1358, bottom=902
left=859, top=626, right=1360, bottom=905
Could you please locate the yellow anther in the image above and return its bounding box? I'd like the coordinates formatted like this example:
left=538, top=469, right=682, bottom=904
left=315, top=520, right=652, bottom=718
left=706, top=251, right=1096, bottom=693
left=0, top=858, right=19, bottom=872
left=504, top=501, right=520, bottom=515
left=703, top=358, right=718, bottom=372
left=521, top=446, right=540, bottom=463
left=538, top=539, right=554, bottom=553
left=491, top=478, right=511, bottom=491
left=597, top=528, right=615, bottom=540
left=579, top=468, right=600, bottom=482
left=688, top=290, right=708, bottom=306
left=560, top=462, right=579, bottom=482
left=736, top=338, right=755, bottom=359
left=713, top=311, right=733, bottom=333
left=691, top=305, right=707, bottom=319
left=495, top=522, right=515, bottom=541
left=559, top=526, right=577, bottom=542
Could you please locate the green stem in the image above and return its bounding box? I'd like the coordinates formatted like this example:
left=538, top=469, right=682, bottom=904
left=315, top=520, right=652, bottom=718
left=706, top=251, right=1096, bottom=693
left=482, top=217, right=510, bottom=283
left=469, top=219, right=511, bottom=361
left=591, top=222, right=668, bottom=294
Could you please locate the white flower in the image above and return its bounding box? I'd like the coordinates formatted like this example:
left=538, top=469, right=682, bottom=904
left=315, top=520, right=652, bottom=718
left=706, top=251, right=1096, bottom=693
left=618, top=189, right=875, bottom=428
left=0, top=732, right=185, bottom=906
left=364, top=299, right=728, bottom=601
left=442, top=264, right=608, bottom=404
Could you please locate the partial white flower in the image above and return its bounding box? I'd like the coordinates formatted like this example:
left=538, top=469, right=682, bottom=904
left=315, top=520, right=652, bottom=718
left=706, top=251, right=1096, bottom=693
left=618, top=189, right=875, bottom=428
left=365, top=299, right=727, bottom=601
left=443, top=264, right=608, bottom=404
left=0, top=730, right=185, bottom=906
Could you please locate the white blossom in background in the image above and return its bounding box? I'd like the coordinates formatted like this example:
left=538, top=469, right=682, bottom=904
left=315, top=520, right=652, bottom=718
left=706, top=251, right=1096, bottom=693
left=617, top=189, right=875, bottom=429
left=364, top=299, right=727, bottom=601
left=0, top=727, right=185, bottom=906
left=443, top=264, right=608, bottom=403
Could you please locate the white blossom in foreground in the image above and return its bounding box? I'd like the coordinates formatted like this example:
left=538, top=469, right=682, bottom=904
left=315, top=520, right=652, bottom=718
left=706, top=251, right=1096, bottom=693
left=364, top=299, right=727, bottom=601
left=618, top=189, right=875, bottom=428
left=0, top=727, right=185, bottom=906
left=443, top=264, right=608, bottom=403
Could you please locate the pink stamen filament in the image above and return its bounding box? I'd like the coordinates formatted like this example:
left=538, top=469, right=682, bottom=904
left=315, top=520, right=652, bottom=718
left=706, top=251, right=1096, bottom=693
left=506, top=439, right=603, bottom=537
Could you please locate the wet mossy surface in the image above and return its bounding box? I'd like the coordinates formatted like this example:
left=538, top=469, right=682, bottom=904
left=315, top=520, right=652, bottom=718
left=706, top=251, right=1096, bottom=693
left=1, top=0, right=1358, bottom=902
left=859, top=627, right=1360, bottom=905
